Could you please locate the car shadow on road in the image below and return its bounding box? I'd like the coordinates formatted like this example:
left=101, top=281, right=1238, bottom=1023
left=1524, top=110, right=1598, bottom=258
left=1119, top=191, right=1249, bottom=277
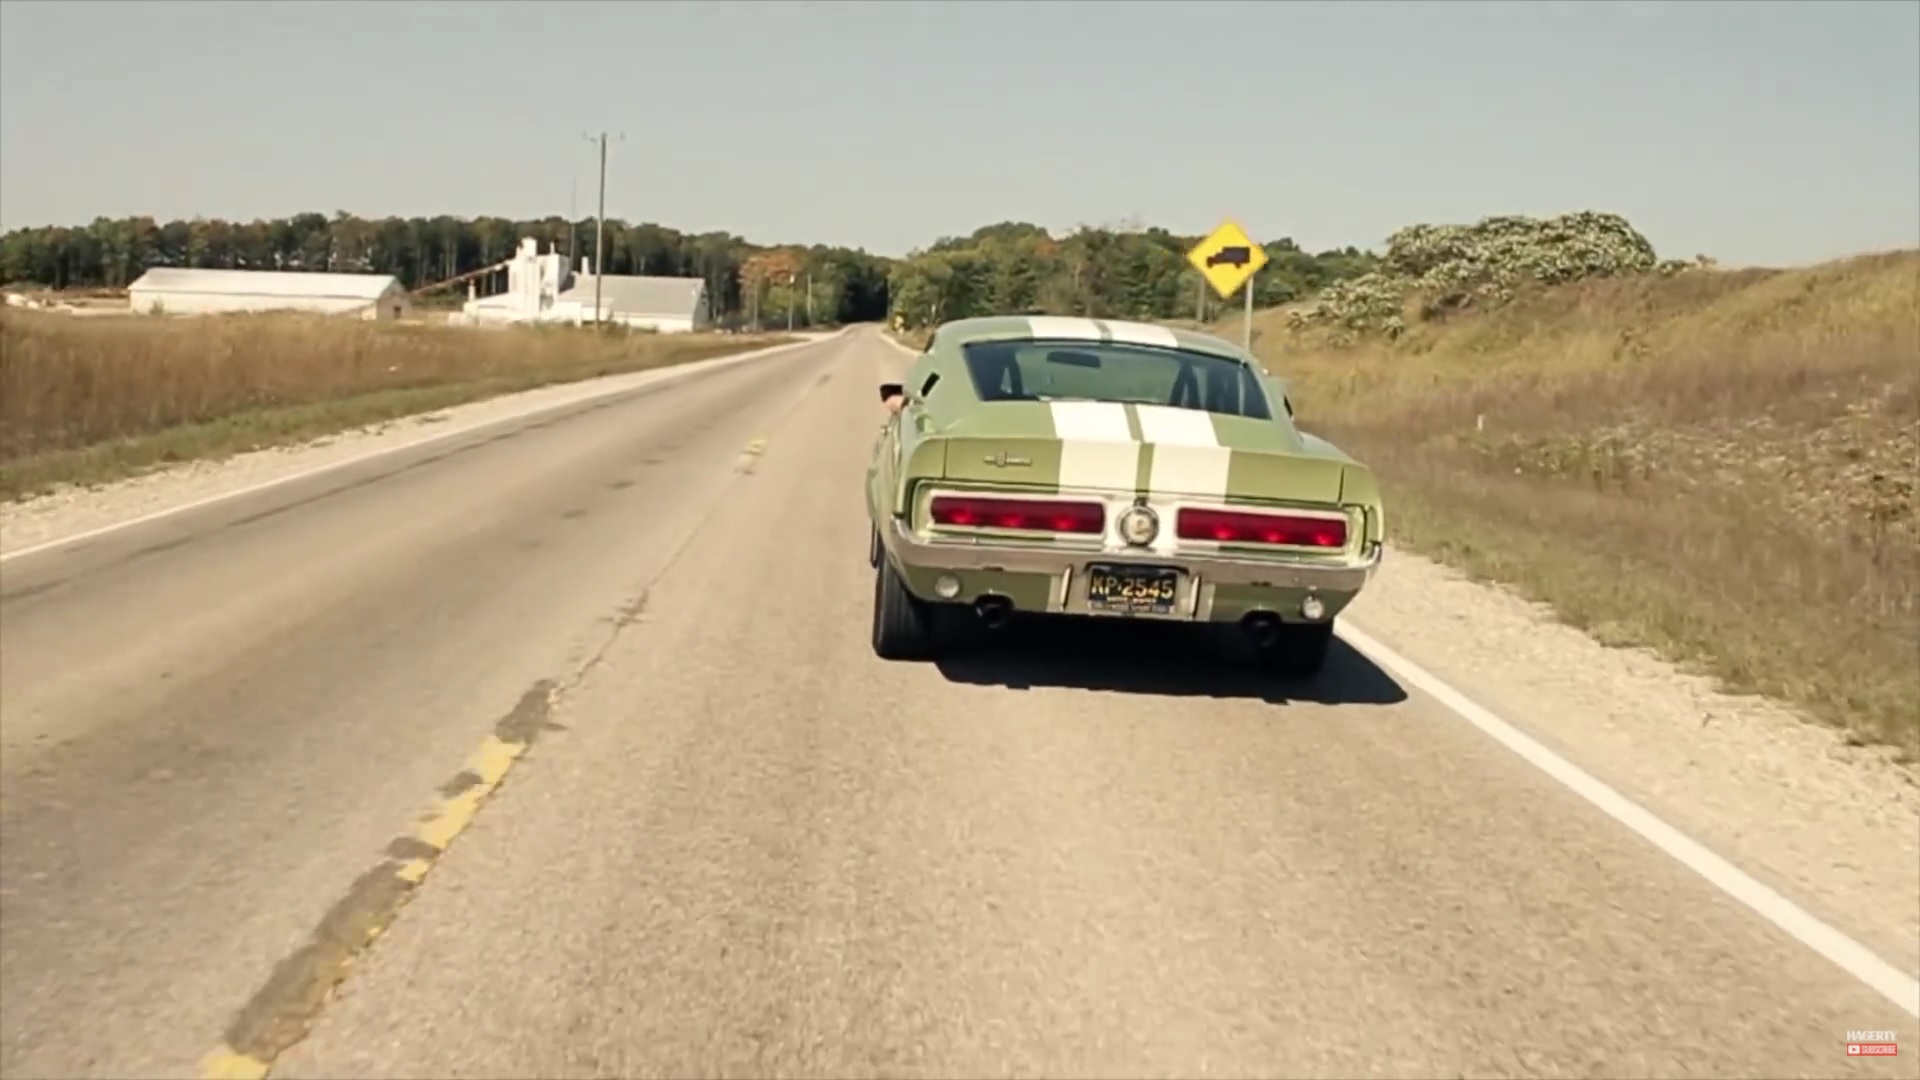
left=930, top=614, right=1408, bottom=706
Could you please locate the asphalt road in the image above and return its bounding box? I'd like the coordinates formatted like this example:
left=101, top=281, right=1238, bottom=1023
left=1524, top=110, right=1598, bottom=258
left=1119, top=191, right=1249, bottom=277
left=0, top=328, right=1908, bottom=1080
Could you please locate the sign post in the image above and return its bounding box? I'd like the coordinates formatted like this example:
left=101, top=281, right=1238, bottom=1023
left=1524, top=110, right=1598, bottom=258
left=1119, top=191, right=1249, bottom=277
left=1243, top=275, right=1254, bottom=352
left=1185, top=219, right=1269, bottom=354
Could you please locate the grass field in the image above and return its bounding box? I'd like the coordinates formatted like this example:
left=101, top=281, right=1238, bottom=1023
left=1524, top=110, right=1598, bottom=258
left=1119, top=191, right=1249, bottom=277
left=0, top=308, right=797, bottom=499
left=1243, top=251, right=1920, bottom=759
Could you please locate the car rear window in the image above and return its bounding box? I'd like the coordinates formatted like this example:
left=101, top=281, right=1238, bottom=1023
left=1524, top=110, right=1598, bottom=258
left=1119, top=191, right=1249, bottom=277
left=959, top=339, right=1274, bottom=420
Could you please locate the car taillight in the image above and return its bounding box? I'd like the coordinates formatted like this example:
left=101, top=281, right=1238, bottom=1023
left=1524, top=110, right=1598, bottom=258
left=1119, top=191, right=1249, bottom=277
left=1176, top=508, right=1347, bottom=548
left=930, top=495, right=1105, bottom=534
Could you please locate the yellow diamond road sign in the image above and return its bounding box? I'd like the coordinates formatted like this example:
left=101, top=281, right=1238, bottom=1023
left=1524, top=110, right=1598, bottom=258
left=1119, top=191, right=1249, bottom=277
left=1187, top=219, right=1269, bottom=300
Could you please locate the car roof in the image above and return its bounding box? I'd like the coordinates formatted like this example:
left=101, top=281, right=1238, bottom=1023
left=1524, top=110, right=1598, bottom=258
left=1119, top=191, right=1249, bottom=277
left=932, top=315, right=1253, bottom=365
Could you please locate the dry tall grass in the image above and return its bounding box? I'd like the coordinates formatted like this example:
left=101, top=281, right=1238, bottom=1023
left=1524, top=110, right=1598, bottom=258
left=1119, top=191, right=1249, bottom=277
left=0, top=309, right=795, bottom=498
left=1248, top=251, right=1920, bottom=758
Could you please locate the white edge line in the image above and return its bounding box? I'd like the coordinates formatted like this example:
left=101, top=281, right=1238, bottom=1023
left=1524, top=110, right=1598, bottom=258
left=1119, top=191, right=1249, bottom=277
left=1337, top=618, right=1920, bottom=1019
left=0, top=329, right=846, bottom=565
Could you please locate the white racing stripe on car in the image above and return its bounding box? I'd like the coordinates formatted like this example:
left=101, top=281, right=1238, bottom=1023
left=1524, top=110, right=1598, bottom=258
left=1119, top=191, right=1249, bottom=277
left=1050, top=401, right=1140, bottom=498
left=1050, top=400, right=1135, bottom=443
left=1135, top=404, right=1231, bottom=556
left=1026, top=316, right=1105, bottom=341
left=1134, top=404, right=1221, bottom=448
left=1101, top=321, right=1181, bottom=348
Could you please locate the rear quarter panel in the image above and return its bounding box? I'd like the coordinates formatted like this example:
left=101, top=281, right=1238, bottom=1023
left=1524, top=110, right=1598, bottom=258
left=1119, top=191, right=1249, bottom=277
left=865, top=419, right=895, bottom=525
left=877, top=400, right=954, bottom=520
left=1291, top=431, right=1385, bottom=547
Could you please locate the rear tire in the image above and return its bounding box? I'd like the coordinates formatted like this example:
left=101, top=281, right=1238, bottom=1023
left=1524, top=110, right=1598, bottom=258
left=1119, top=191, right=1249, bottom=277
left=1262, top=620, right=1334, bottom=680
left=871, top=556, right=933, bottom=660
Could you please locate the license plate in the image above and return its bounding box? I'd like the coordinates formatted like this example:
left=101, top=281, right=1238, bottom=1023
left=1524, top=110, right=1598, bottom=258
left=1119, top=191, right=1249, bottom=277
left=1085, top=564, right=1180, bottom=615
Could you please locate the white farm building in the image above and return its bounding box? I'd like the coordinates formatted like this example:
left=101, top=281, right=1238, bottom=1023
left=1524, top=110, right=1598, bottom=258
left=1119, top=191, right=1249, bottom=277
left=559, top=272, right=709, bottom=333
left=453, top=238, right=710, bottom=333
left=127, top=268, right=413, bottom=320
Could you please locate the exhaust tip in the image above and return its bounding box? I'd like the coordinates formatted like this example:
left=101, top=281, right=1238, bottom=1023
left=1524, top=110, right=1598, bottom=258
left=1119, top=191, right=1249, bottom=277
left=974, top=595, right=1014, bottom=630
left=1240, top=611, right=1282, bottom=648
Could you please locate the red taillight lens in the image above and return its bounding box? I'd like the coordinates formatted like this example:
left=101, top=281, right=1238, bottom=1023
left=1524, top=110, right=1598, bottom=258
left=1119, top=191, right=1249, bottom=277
left=930, top=496, right=1105, bottom=534
left=1176, top=508, right=1348, bottom=548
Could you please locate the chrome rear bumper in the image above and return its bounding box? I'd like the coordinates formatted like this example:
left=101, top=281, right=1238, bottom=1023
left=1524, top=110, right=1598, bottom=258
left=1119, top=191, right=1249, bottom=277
left=886, top=520, right=1382, bottom=621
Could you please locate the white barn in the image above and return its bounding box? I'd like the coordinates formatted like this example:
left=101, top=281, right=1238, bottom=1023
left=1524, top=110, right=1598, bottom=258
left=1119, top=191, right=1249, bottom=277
left=127, top=268, right=413, bottom=320
left=557, top=269, right=710, bottom=333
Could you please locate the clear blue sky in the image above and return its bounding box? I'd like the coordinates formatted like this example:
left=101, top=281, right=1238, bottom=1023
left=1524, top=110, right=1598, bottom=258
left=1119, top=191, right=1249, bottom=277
left=2, top=0, right=1915, bottom=266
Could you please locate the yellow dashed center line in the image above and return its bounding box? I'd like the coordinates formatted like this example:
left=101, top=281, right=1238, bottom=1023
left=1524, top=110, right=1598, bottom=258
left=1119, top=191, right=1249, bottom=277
left=198, top=1047, right=270, bottom=1080
left=734, top=435, right=770, bottom=474
left=417, top=735, right=525, bottom=852
left=194, top=685, right=557, bottom=1080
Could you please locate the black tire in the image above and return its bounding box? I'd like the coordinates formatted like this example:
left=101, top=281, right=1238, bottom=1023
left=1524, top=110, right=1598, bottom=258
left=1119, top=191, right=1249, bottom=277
left=871, top=557, right=933, bottom=660
left=1262, top=620, right=1334, bottom=680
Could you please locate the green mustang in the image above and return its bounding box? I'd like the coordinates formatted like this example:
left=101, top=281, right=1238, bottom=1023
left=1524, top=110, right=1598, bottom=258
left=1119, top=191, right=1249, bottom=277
left=866, top=315, right=1385, bottom=678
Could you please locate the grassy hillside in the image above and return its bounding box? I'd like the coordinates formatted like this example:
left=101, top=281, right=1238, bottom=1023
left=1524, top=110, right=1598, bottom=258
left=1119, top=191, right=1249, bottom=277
left=1242, top=251, right=1919, bottom=759
left=0, top=308, right=795, bottom=499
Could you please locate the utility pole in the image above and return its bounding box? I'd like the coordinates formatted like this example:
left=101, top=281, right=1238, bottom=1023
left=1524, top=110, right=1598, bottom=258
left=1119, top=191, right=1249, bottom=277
left=787, top=271, right=796, bottom=331
left=568, top=176, right=577, bottom=263
left=805, top=271, right=813, bottom=327
left=588, top=133, right=607, bottom=326
left=580, top=131, right=624, bottom=327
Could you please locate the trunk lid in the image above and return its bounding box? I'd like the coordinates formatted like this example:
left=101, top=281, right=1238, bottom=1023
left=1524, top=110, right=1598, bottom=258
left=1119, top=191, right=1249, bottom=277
left=931, top=401, right=1357, bottom=506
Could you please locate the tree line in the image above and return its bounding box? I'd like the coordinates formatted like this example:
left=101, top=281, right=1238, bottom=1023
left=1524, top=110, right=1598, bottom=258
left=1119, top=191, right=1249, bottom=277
left=885, top=221, right=1380, bottom=330
left=0, top=211, right=1387, bottom=330
left=0, top=212, right=894, bottom=328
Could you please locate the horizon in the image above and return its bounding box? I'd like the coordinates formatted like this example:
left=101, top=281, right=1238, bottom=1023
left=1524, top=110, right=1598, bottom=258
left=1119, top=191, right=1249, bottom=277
left=2, top=0, right=1916, bottom=268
